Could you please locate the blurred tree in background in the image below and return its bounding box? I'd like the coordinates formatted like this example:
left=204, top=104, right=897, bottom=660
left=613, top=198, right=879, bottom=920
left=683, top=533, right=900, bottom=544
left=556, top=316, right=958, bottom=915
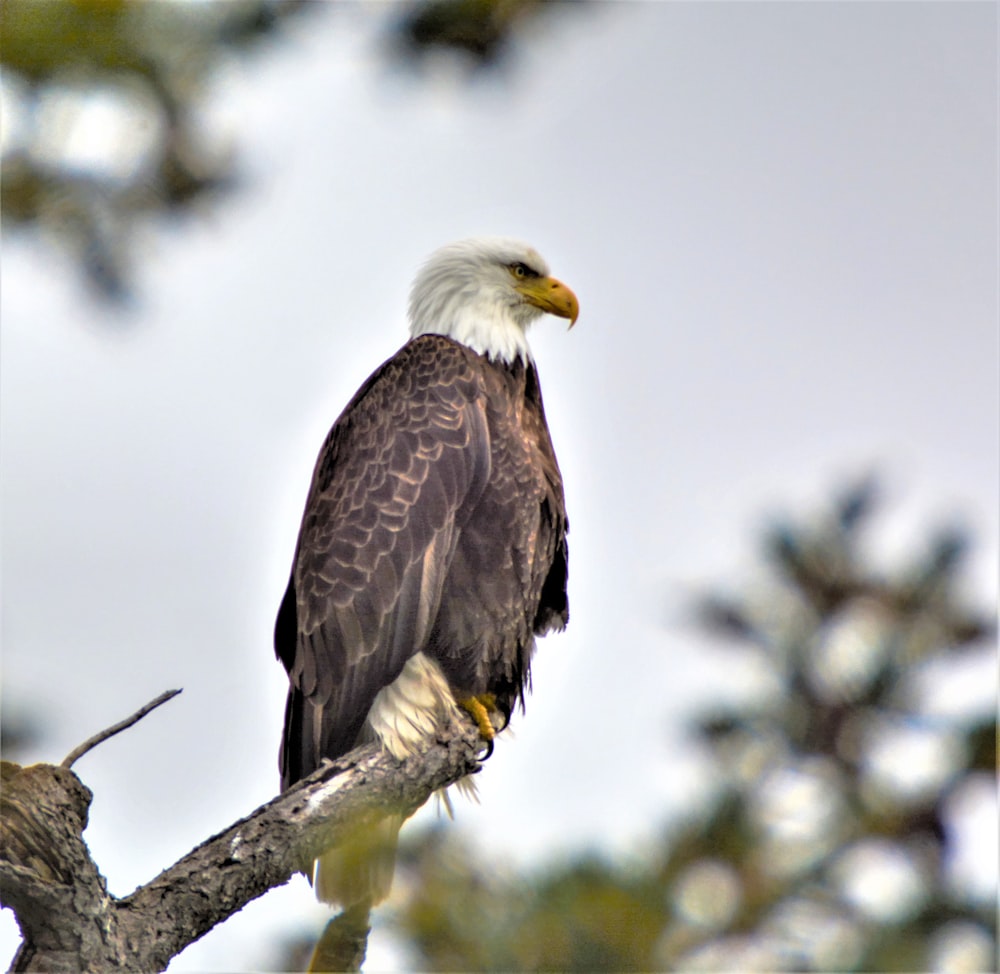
left=298, top=479, right=994, bottom=972
left=0, top=0, right=563, bottom=302
left=2, top=0, right=308, bottom=300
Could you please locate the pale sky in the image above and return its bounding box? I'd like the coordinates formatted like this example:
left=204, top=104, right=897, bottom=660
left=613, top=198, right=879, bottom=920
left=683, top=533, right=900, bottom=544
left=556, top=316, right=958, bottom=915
left=2, top=3, right=997, bottom=969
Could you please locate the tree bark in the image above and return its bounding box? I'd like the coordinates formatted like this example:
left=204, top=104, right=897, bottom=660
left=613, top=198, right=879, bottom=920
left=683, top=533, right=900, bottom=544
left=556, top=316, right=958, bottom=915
left=0, top=713, right=487, bottom=972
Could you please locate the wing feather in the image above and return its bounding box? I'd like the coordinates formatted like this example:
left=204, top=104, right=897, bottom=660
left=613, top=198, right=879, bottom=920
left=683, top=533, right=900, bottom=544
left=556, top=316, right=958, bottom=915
left=276, top=337, right=491, bottom=787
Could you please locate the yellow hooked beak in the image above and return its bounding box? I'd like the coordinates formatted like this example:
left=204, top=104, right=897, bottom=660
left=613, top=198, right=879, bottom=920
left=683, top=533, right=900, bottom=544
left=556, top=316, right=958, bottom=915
left=516, top=275, right=580, bottom=328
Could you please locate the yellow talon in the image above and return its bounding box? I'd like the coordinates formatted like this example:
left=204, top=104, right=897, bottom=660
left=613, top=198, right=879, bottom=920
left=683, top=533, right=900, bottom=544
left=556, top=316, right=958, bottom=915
left=459, top=694, right=498, bottom=743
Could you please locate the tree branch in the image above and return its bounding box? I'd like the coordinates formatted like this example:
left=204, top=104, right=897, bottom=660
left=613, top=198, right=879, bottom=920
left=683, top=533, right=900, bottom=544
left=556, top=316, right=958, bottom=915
left=60, top=689, right=183, bottom=769
left=1, top=710, right=488, bottom=972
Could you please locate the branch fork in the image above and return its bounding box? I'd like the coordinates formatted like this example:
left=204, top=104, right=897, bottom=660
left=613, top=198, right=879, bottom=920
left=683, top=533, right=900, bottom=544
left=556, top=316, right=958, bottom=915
left=1, top=690, right=487, bottom=972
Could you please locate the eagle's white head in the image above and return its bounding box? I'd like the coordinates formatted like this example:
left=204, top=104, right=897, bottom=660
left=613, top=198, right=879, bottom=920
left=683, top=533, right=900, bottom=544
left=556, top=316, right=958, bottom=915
left=408, top=237, right=579, bottom=364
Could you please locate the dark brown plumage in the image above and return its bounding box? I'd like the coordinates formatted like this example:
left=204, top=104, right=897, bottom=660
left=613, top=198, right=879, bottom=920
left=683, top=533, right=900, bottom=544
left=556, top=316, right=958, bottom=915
left=276, top=334, right=567, bottom=790
left=274, top=236, right=576, bottom=907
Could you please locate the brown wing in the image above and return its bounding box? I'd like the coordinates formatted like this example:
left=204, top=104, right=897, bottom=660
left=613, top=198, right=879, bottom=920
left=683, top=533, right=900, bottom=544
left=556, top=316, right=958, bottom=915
left=275, top=336, right=492, bottom=789
left=420, top=356, right=568, bottom=714
left=523, top=359, right=569, bottom=635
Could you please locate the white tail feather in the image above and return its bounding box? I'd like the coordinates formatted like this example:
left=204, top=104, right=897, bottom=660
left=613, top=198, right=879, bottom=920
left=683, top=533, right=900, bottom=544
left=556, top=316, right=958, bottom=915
left=313, top=652, right=482, bottom=906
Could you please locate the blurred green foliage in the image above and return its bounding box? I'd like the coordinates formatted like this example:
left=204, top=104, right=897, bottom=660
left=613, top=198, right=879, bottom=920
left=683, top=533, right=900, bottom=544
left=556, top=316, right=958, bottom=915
left=393, top=0, right=546, bottom=66
left=1, top=0, right=314, bottom=298
left=1, top=0, right=566, bottom=302
left=370, top=479, right=996, bottom=972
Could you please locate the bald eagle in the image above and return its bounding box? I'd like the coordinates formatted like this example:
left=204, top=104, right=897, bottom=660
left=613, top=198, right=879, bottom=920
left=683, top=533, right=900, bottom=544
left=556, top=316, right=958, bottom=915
left=275, top=237, right=576, bottom=907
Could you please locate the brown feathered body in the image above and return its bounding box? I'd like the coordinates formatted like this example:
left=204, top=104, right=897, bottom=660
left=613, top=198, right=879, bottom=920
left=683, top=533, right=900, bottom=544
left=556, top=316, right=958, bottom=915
left=274, top=333, right=568, bottom=905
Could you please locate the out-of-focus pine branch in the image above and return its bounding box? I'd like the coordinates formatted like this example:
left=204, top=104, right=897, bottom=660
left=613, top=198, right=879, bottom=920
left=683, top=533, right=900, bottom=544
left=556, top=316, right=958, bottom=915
left=666, top=477, right=995, bottom=971
left=1, top=0, right=314, bottom=301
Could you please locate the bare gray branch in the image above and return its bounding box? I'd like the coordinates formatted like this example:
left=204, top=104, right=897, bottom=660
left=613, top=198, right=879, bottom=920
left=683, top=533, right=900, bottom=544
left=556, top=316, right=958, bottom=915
left=2, top=713, right=486, bottom=972
left=60, top=689, right=183, bottom=769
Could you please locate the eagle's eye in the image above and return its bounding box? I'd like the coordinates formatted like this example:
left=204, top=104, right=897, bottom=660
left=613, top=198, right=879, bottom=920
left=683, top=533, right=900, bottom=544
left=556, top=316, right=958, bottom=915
left=510, top=262, right=537, bottom=280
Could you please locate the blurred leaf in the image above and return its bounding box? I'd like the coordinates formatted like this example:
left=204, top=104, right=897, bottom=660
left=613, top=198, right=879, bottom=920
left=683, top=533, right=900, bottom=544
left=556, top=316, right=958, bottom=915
left=834, top=473, right=881, bottom=534
left=2, top=0, right=312, bottom=302
left=394, top=0, right=546, bottom=67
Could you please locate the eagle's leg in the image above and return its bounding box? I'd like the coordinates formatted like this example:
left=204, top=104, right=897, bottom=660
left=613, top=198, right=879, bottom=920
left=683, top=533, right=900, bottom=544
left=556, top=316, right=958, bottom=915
left=459, top=694, right=499, bottom=757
